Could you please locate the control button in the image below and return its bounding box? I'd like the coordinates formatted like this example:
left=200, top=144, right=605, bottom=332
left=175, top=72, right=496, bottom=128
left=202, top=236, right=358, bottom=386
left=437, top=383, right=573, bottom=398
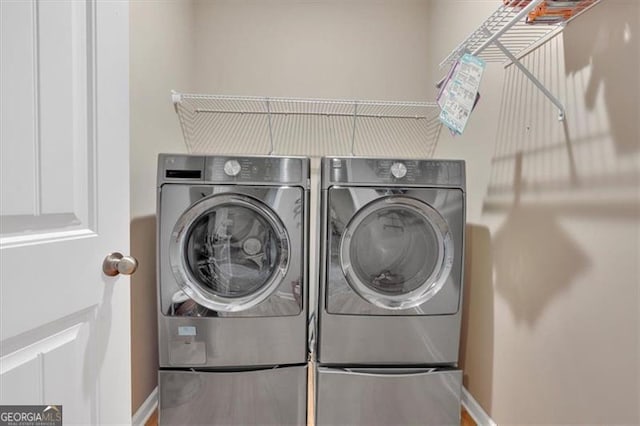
left=390, top=162, right=407, bottom=179
left=223, top=160, right=241, bottom=177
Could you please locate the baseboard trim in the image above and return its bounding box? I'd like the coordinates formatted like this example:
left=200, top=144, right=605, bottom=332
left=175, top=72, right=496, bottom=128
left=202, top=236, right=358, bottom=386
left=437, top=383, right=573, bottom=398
left=462, top=386, right=497, bottom=426
left=132, top=386, right=158, bottom=426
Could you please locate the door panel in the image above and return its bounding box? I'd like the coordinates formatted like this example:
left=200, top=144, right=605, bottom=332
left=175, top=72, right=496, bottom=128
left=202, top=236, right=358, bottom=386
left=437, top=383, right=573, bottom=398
left=1, top=318, right=92, bottom=423
left=170, top=194, right=290, bottom=313
left=1, top=0, right=93, bottom=241
left=340, top=196, right=454, bottom=310
left=326, top=187, right=464, bottom=316
left=0, top=1, right=130, bottom=424
left=316, top=366, right=461, bottom=426
left=159, top=184, right=304, bottom=318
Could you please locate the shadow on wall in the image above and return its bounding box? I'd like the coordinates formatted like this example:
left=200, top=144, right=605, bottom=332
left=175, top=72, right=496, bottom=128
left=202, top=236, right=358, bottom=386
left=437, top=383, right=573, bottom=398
left=459, top=224, right=494, bottom=412
left=476, top=3, right=640, bottom=421
left=484, top=0, right=640, bottom=325
left=492, top=204, right=591, bottom=325
left=491, top=153, right=592, bottom=325
left=563, top=0, right=639, bottom=156
left=130, top=215, right=159, bottom=412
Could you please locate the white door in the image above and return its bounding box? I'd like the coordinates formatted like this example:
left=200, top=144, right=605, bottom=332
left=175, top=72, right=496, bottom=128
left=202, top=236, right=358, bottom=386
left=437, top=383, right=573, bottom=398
left=0, top=1, right=131, bottom=425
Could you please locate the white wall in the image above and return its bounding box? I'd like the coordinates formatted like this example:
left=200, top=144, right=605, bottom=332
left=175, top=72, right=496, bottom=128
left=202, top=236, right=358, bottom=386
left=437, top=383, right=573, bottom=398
left=130, top=0, right=194, bottom=219
left=191, top=0, right=431, bottom=101
left=428, top=1, right=640, bottom=424
left=129, top=0, right=194, bottom=413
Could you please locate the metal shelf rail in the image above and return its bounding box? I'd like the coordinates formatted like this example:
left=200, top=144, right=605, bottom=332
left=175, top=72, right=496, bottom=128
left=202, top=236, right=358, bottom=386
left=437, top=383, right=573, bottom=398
left=172, top=92, right=443, bottom=158
left=439, top=0, right=602, bottom=121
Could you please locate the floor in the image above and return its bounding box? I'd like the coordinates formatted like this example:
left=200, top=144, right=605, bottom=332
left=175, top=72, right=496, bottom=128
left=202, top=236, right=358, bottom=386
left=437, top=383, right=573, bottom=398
left=461, top=409, right=476, bottom=426
left=145, top=411, right=158, bottom=426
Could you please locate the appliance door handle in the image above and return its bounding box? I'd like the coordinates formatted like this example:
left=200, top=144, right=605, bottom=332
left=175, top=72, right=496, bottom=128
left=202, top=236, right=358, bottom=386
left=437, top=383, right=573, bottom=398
left=317, top=366, right=443, bottom=378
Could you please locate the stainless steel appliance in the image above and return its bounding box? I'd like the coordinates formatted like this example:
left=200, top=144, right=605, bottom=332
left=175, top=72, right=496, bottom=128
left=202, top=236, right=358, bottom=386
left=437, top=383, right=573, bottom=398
left=157, top=154, right=309, bottom=425
left=316, top=156, right=465, bottom=425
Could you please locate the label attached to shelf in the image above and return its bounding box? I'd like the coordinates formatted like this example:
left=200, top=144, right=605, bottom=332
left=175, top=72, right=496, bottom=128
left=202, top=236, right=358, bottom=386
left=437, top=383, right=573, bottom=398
left=438, top=53, right=486, bottom=135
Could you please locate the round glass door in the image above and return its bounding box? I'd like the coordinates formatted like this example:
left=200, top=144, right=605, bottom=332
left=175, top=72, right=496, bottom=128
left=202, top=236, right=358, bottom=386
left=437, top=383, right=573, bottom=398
left=340, top=196, right=453, bottom=310
left=170, top=194, right=290, bottom=312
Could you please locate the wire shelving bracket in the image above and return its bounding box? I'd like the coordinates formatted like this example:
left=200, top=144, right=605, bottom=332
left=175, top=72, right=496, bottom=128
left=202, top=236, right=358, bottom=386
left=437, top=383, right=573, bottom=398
left=439, top=0, right=603, bottom=121
left=172, top=92, right=443, bottom=158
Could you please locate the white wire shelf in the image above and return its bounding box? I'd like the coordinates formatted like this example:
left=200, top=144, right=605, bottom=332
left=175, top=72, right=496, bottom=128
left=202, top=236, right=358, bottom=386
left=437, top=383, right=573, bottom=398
left=439, top=0, right=603, bottom=121
left=172, top=92, right=443, bottom=158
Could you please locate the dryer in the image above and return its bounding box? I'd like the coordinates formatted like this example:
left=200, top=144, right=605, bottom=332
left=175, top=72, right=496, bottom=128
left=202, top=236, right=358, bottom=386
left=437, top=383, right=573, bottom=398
left=156, top=154, right=309, bottom=425
left=315, top=156, right=465, bottom=426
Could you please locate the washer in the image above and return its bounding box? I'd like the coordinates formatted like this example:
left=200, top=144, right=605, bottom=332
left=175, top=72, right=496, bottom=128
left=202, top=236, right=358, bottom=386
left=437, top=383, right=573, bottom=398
left=157, top=154, right=309, bottom=425
left=315, top=156, right=465, bottom=425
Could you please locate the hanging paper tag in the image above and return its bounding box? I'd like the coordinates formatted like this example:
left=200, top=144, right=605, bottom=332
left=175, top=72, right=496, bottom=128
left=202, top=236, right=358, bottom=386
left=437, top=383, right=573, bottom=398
left=438, top=53, right=486, bottom=135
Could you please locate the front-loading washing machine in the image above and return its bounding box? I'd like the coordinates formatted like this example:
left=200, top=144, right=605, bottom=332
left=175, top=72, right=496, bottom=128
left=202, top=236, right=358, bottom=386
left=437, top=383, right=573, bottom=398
left=315, top=156, right=465, bottom=426
left=156, top=154, right=309, bottom=425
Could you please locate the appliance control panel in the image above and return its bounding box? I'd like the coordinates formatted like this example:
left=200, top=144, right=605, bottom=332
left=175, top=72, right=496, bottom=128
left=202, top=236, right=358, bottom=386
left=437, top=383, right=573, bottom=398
left=325, top=157, right=465, bottom=188
left=158, top=154, right=309, bottom=186
left=372, top=160, right=419, bottom=181
left=207, top=156, right=304, bottom=183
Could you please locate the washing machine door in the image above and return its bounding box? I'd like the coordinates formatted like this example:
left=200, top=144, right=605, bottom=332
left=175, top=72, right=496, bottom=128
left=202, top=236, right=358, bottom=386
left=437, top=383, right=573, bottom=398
left=170, top=194, right=290, bottom=312
left=340, top=195, right=454, bottom=310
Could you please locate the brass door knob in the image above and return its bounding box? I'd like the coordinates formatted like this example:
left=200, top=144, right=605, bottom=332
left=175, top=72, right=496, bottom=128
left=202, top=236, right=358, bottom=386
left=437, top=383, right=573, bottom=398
left=103, top=252, right=139, bottom=276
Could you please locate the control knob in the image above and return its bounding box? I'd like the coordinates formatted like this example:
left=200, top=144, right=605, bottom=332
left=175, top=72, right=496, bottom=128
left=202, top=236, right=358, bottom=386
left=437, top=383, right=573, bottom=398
left=390, top=162, right=407, bottom=179
left=223, top=160, right=241, bottom=177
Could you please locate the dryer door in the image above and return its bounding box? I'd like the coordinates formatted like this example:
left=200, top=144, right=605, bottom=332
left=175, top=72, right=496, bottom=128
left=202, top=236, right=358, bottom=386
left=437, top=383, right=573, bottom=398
left=340, top=195, right=454, bottom=310
left=170, top=194, right=290, bottom=312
